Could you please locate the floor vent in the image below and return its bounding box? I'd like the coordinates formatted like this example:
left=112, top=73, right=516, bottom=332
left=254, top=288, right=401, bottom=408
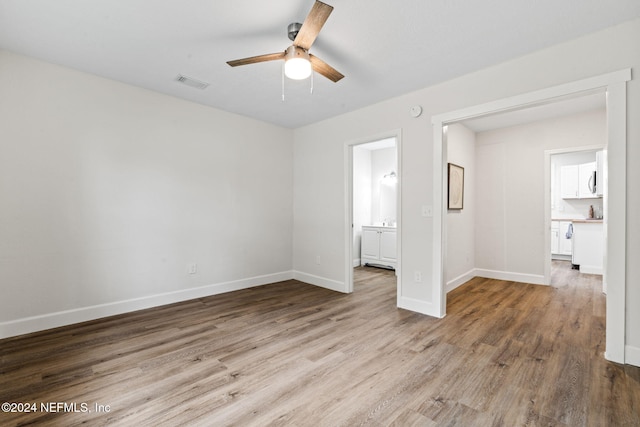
left=175, top=74, right=209, bottom=90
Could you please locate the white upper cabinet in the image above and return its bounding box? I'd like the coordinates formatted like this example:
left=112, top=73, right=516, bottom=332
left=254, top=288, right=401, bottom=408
left=560, top=164, right=579, bottom=198
left=561, top=160, right=600, bottom=199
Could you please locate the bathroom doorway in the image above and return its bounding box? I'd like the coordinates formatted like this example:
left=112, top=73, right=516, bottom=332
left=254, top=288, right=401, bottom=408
left=345, top=131, right=401, bottom=296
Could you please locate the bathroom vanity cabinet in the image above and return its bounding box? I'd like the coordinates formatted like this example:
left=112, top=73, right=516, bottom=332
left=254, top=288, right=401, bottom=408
left=361, top=226, right=397, bottom=270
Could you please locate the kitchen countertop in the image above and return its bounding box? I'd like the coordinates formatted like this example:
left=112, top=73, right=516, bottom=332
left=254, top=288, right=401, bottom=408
left=552, top=218, right=603, bottom=223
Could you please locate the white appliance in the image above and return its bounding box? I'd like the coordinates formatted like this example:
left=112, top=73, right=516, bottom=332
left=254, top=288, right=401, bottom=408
left=560, top=150, right=604, bottom=199
left=595, top=150, right=605, bottom=197
left=578, top=161, right=597, bottom=198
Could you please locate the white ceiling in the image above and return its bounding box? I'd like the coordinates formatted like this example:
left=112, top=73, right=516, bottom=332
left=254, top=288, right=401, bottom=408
left=1, top=1, right=638, bottom=129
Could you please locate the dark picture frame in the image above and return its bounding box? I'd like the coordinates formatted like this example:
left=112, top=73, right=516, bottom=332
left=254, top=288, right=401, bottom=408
left=448, top=163, right=464, bottom=210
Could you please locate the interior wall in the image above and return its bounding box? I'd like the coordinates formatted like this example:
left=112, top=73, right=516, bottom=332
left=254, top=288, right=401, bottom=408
left=352, top=147, right=372, bottom=265
left=474, top=109, right=606, bottom=279
left=292, top=18, right=639, bottom=353
left=0, top=50, right=294, bottom=337
left=371, top=147, right=398, bottom=226
left=446, top=124, right=476, bottom=289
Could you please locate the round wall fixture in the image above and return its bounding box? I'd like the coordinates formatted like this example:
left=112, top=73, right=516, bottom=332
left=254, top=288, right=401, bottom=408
left=410, top=105, right=422, bottom=118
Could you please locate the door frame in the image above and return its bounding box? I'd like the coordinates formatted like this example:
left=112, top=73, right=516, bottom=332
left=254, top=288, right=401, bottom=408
left=431, top=69, right=630, bottom=363
left=344, top=129, right=402, bottom=294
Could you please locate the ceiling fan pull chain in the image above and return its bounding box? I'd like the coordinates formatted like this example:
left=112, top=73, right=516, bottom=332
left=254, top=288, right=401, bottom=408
left=310, top=70, right=314, bottom=94
left=281, top=62, right=285, bottom=101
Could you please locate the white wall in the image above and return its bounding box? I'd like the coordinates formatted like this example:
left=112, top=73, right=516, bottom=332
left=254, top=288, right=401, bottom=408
left=371, top=147, right=398, bottom=226
left=0, top=50, right=294, bottom=337
left=446, top=124, right=475, bottom=289
left=292, top=19, right=640, bottom=357
left=352, top=147, right=372, bottom=265
left=474, top=109, right=606, bottom=279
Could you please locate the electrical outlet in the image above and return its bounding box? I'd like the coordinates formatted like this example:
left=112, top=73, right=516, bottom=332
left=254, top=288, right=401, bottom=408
left=316, top=255, right=321, bottom=265
left=414, top=271, right=422, bottom=282
left=422, top=205, right=433, bottom=217
left=187, top=263, right=197, bottom=275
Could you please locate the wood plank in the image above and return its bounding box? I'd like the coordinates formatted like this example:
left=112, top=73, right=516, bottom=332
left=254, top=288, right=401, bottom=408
left=0, top=263, right=638, bottom=426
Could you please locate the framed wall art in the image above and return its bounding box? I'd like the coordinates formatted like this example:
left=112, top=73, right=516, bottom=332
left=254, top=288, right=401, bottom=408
left=448, top=163, right=464, bottom=210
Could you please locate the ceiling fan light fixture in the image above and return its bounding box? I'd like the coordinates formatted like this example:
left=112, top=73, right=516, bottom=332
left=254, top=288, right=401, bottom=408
left=284, top=45, right=312, bottom=80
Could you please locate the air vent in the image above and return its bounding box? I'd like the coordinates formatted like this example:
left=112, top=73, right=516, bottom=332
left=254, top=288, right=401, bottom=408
left=175, top=74, right=209, bottom=90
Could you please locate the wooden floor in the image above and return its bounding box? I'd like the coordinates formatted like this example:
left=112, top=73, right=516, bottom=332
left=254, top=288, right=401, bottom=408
left=1, top=262, right=639, bottom=426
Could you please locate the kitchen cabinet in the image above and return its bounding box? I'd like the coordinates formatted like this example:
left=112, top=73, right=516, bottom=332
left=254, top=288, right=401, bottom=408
left=560, top=165, right=579, bottom=199
left=560, top=161, right=599, bottom=199
left=361, top=226, right=396, bottom=269
left=551, top=221, right=572, bottom=258
left=551, top=223, right=559, bottom=254
left=572, top=221, right=603, bottom=275
left=558, top=222, right=573, bottom=255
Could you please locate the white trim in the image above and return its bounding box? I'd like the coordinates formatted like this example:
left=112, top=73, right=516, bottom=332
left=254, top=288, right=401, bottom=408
left=431, top=69, right=630, bottom=364
left=446, top=269, right=476, bottom=293
left=344, top=141, right=354, bottom=292
left=604, top=80, right=627, bottom=364
left=353, top=258, right=361, bottom=268
left=293, top=271, right=345, bottom=293
left=397, top=295, right=434, bottom=315
left=0, top=271, right=294, bottom=339
left=431, top=69, right=631, bottom=125
left=625, top=346, right=640, bottom=368
left=474, top=269, right=545, bottom=285
left=431, top=124, right=446, bottom=317
left=579, top=265, right=603, bottom=275
left=446, top=268, right=545, bottom=293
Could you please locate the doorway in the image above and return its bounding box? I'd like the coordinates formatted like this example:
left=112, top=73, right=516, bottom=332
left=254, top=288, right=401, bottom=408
left=432, top=69, right=629, bottom=363
left=345, top=131, right=401, bottom=296
left=443, top=99, right=606, bottom=293
left=546, top=146, right=605, bottom=290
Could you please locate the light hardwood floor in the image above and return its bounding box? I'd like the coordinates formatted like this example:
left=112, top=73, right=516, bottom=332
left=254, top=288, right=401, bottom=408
left=1, top=262, right=639, bottom=426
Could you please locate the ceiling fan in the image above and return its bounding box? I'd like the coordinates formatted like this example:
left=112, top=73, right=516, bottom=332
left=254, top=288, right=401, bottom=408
left=226, top=0, right=344, bottom=83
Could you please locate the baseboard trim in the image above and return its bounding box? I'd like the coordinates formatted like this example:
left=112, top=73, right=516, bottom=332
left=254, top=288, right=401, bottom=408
left=625, top=345, right=640, bottom=367
left=579, top=265, right=603, bottom=275
left=474, top=268, right=545, bottom=285
left=293, top=271, right=346, bottom=293
left=446, top=269, right=476, bottom=293
left=397, top=295, right=441, bottom=318
left=353, top=258, right=361, bottom=268
left=0, top=271, right=294, bottom=340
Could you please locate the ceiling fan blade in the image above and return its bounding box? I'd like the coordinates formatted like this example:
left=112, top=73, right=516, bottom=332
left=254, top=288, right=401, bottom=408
left=309, top=54, right=344, bottom=82
left=227, top=52, right=285, bottom=67
left=293, top=1, right=333, bottom=50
